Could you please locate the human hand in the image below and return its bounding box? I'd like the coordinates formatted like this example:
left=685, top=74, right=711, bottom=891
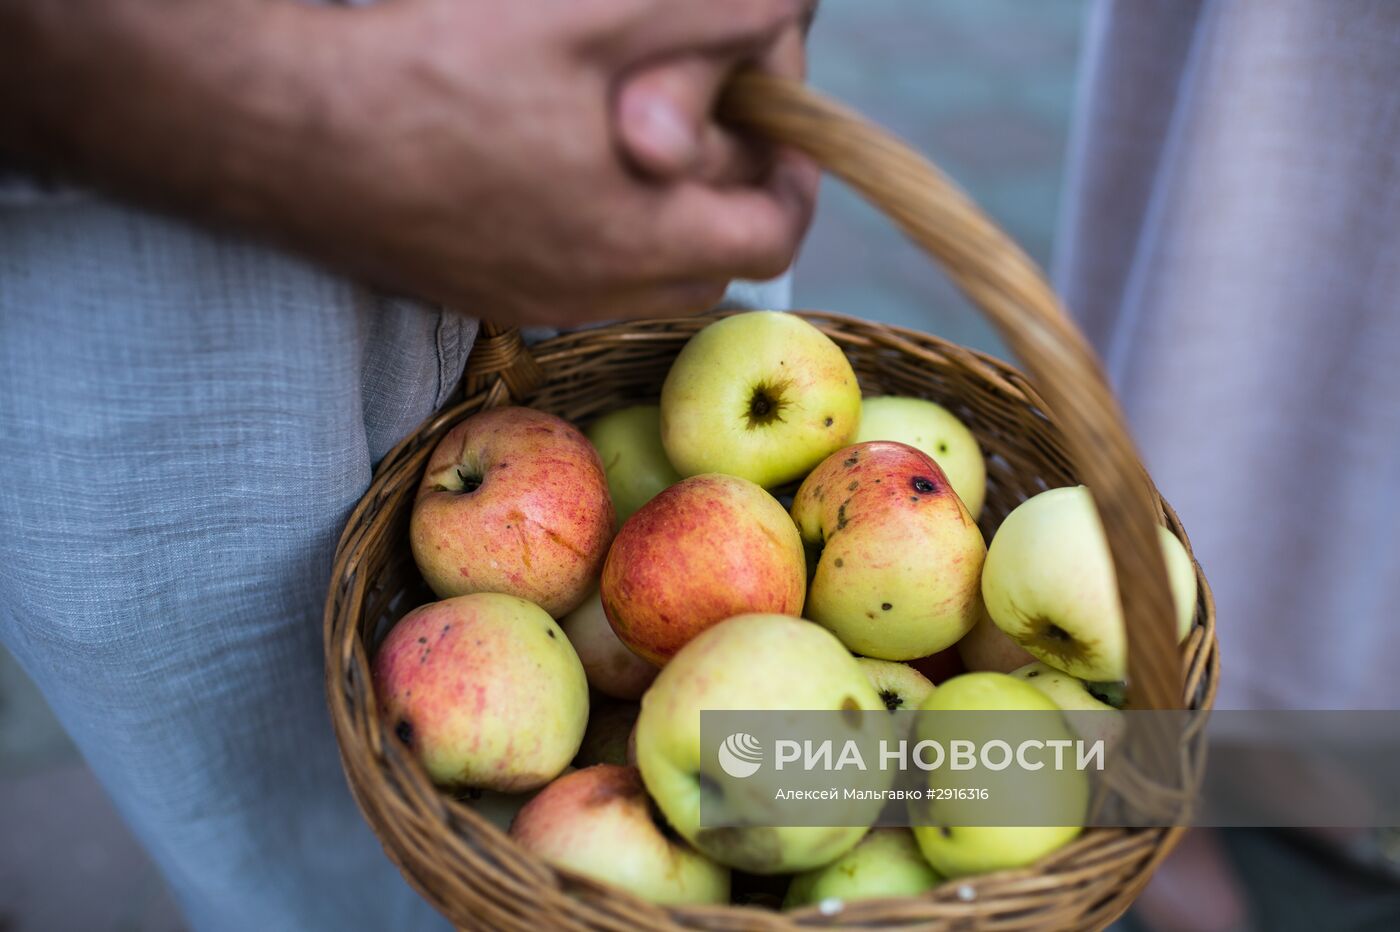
left=282, top=0, right=820, bottom=325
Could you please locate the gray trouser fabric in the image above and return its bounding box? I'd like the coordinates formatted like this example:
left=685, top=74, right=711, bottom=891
left=0, top=194, right=787, bottom=930
left=0, top=200, right=471, bottom=930
left=1056, top=0, right=1400, bottom=709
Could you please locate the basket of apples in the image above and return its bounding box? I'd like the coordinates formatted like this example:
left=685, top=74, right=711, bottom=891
left=325, top=74, right=1217, bottom=931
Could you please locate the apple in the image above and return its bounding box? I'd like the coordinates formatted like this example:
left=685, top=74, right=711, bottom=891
left=510, top=764, right=730, bottom=905
left=410, top=406, right=613, bottom=617
left=981, top=486, right=1198, bottom=682
left=1011, top=661, right=1124, bottom=747
left=586, top=404, right=682, bottom=524
left=911, top=672, right=1086, bottom=878
left=601, top=474, right=805, bottom=666
left=791, top=441, right=987, bottom=660
left=783, top=828, right=940, bottom=909
left=854, top=396, right=986, bottom=517
left=559, top=587, right=657, bottom=700
left=660, top=311, right=862, bottom=488
left=956, top=609, right=1036, bottom=674
left=907, top=647, right=966, bottom=685
left=635, top=614, right=885, bottom=873
left=574, top=699, right=639, bottom=768
left=857, top=658, right=935, bottom=712
left=373, top=593, right=588, bottom=792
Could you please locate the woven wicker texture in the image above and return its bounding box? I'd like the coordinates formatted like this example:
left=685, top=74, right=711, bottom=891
left=324, top=75, right=1219, bottom=930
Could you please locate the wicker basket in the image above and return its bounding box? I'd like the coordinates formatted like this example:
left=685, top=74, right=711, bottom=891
left=324, top=74, right=1219, bottom=930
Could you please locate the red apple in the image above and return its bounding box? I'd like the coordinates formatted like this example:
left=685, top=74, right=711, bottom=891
left=410, top=406, right=613, bottom=617
left=600, top=474, right=805, bottom=665
left=510, top=765, right=730, bottom=905
left=373, top=593, right=589, bottom=792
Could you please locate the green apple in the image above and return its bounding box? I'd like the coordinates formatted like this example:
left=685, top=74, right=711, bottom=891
left=911, top=672, right=1086, bottom=878
left=510, top=764, right=730, bottom=905
left=981, top=486, right=1198, bottom=682
left=586, top=404, right=682, bottom=524
left=854, top=396, right=986, bottom=518
left=956, top=609, right=1036, bottom=674
left=635, top=614, right=884, bottom=873
left=784, top=828, right=940, bottom=909
left=660, top=311, right=862, bottom=488
left=857, top=658, right=935, bottom=712
left=373, top=593, right=589, bottom=792
left=792, top=442, right=987, bottom=660
left=1010, top=661, right=1124, bottom=747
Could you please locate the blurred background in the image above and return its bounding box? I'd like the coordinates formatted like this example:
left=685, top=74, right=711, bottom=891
left=3, top=1, right=1393, bottom=930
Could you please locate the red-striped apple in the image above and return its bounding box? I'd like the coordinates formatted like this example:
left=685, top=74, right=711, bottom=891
left=601, top=474, right=804, bottom=666
left=373, top=593, right=588, bottom=792
left=410, top=406, right=613, bottom=617
left=957, top=610, right=1035, bottom=674
left=510, top=765, right=730, bottom=905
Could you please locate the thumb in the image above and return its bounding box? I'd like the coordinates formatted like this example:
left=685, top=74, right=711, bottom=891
left=614, top=56, right=765, bottom=183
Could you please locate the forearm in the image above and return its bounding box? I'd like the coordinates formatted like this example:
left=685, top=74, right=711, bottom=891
left=0, top=0, right=344, bottom=238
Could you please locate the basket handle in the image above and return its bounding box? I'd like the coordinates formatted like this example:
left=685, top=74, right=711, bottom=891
left=464, top=73, right=1184, bottom=713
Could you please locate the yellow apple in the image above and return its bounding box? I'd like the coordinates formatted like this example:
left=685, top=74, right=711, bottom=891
left=981, top=486, right=1198, bottom=682
left=856, top=658, right=935, bottom=712
left=911, top=673, right=1086, bottom=878
left=635, top=614, right=884, bottom=873
left=1011, top=661, right=1124, bottom=747
left=660, top=311, right=861, bottom=488
left=783, top=828, right=940, bottom=909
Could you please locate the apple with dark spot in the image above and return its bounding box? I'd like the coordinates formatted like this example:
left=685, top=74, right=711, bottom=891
left=792, top=441, right=986, bottom=660
left=856, top=658, right=935, bottom=711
